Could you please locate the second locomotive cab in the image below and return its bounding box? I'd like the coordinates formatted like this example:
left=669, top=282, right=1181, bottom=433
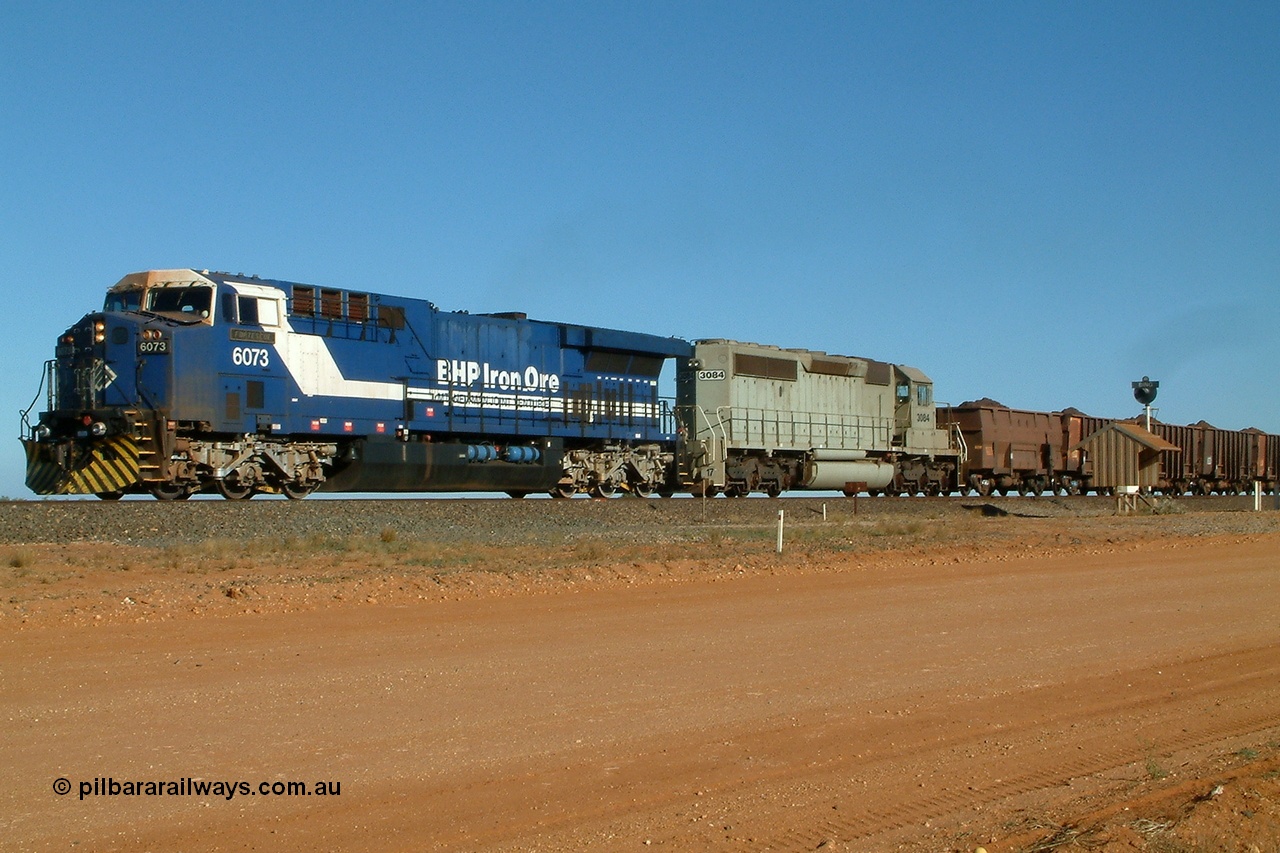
left=22, top=269, right=692, bottom=499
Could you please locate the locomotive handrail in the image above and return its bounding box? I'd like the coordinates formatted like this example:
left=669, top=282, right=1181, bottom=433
left=658, top=397, right=678, bottom=435
left=19, top=360, right=54, bottom=439
left=713, top=405, right=892, bottom=452
left=948, top=420, right=969, bottom=465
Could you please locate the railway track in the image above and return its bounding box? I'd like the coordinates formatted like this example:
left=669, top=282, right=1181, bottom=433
left=0, top=494, right=1267, bottom=546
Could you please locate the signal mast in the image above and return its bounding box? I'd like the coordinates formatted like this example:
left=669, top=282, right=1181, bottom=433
left=1132, top=376, right=1159, bottom=431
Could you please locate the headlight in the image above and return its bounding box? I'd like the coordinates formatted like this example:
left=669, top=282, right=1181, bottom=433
left=90, top=422, right=108, bottom=437
left=34, top=425, right=52, bottom=441
left=94, top=321, right=106, bottom=343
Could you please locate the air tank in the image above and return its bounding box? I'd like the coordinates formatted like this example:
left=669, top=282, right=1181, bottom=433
left=802, top=449, right=895, bottom=490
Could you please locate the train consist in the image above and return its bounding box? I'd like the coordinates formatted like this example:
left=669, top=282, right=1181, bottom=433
left=20, top=269, right=1278, bottom=499
left=941, top=401, right=1279, bottom=497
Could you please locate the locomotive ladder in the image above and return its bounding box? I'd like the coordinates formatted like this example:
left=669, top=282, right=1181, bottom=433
left=128, top=411, right=163, bottom=481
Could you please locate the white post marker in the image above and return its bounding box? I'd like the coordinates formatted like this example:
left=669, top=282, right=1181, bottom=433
left=776, top=509, right=785, bottom=554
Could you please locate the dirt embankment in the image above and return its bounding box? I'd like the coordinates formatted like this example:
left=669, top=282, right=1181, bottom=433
left=2, top=497, right=1279, bottom=852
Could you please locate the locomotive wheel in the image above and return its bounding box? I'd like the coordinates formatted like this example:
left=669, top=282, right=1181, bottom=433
left=765, top=481, right=782, bottom=498
left=95, top=490, right=124, bottom=501
left=724, top=484, right=744, bottom=498
left=505, top=491, right=529, bottom=499
left=216, top=479, right=255, bottom=501
left=281, top=481, right=317, bottom=500
left=657, top=488, right=675, bottom=498
left=550, top=483, right=576, bottom=499
left=631, top=481, right=654, bottom=498
left=589, top=482, right=616, bottom=499
left=150, top=482, right=192, bottom=501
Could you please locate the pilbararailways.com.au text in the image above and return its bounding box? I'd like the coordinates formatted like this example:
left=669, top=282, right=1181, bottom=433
left=55, top=776, right=341, bottom=801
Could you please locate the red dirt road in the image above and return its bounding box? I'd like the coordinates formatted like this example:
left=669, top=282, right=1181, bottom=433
left=4, top=531, right=1280, bottom=852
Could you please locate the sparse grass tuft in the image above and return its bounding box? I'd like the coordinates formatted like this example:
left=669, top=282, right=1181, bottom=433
left=865, top=519, right=925, bottom=538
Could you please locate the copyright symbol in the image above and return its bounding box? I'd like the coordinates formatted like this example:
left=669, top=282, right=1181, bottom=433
left=52, top=777, right=72, bottom=796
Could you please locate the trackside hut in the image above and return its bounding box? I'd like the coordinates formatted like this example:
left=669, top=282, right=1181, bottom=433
left=1072, top=422, right=1180, bottom=490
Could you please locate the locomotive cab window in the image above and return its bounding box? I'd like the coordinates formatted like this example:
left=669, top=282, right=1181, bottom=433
left=232, top=295, right=280, bottom=327
left=258, top=298, right=279, bottom=326
left=224, top=292, right=284, bottom=325
left=104, top=289, right=142, bottom=312
left=147, top=285, right=213, bottom=321
left=896, top=382, right=910, bottom=402
left=917, top=384, right=931, bottom=406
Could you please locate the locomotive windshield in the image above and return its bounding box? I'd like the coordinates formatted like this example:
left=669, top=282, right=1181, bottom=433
left=104, top=284, right=214, bottom=321
left=103, top=289, right=142, bottom=312
left=147, top=285, right=213, bottom=320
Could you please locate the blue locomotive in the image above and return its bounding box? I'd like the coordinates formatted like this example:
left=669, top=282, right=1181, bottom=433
left=22, top=269, right=692, bottom=499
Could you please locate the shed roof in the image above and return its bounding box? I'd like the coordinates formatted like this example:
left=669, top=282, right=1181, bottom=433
left=1072, top=422, right=1181, bottom=453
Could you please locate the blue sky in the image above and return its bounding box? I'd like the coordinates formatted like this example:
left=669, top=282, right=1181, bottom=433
left=2, top=1, right=1276, bottom=498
